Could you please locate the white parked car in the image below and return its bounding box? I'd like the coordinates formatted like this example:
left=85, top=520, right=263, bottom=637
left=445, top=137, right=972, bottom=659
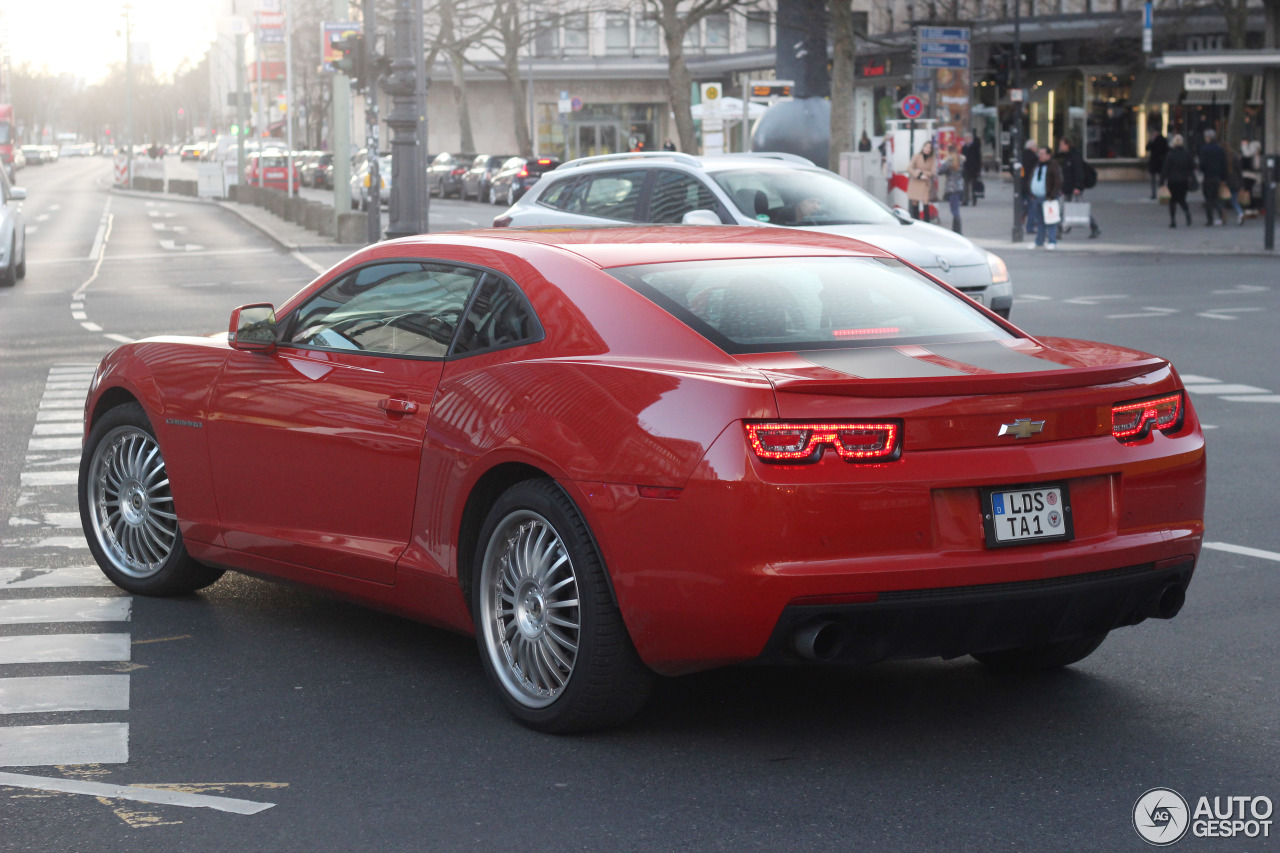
left=493, top=152, right=1013, bottom=317
left=0, top=165, right=28, bottom=287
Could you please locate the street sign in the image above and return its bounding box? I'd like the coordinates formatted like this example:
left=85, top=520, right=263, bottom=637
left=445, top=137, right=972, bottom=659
left=917, top=26, right=970, bottom=41
left=919, top=55, right=970, bottom=68
left=919, top=41, right=969, bottom=54
left=901, top=95, right=924, bottom=119
left=749, top=80, right=793, bottom=100
left=570, top=97, right=583, bottom=112
left=1184, top=72, right=1228, bottom=91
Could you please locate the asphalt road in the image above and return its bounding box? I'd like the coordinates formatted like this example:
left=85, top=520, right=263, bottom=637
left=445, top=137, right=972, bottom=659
left=0, top=157, right=1277, bottom=852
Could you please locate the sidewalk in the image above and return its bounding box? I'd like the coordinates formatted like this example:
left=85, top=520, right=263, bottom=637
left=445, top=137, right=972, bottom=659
left=955, top=177, right=1278, bottom=257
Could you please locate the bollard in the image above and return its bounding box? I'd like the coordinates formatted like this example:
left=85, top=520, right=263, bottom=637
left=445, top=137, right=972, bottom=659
left=1266, top=155, right=1276, bottom=252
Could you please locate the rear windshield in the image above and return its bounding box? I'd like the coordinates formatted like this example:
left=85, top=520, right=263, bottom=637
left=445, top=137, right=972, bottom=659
left=608, top=257, right=1007, bottom=353
left=712, top=168, right=899, bottom=227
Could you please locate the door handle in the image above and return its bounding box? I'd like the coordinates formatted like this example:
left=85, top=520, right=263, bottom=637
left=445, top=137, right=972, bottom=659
left=378, top=397, right=419, bottom=415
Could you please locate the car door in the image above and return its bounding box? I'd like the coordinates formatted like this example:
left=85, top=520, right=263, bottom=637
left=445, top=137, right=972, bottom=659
left=644, top=169, right=735, bottom=224
left=206, top=261, right=486, bottom=584
left=516, top=169, right=650, bottom=226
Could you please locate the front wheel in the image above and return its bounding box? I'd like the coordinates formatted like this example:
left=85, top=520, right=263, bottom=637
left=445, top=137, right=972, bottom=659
left=506, top=185, right=515, bottom=207
left=972, top=632, right=1108, bottom=673
left=488, top=185, right=498, bottom=205
left=473, top=479, right=653, bottom=733
left=0, top=236, right=14, bottom=287
left=78, top=402, right=224, bottom=596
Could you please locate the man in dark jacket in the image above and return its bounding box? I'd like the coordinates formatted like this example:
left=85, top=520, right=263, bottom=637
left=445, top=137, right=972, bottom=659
left=1198, top=129, right=1228, bottom=226
left=1020, top=139, right=1040, bottom=233
left=961, top=132, right=982, bottom=206
left=1057, top=137, right=1101, bottom=238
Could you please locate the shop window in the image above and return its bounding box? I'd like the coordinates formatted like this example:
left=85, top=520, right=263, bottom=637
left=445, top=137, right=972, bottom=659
left=705, top=13, right=730, bottom=53
left=606, top=12, right=631, bottom=54
left=684, top=20, right=702, bottom=51
left=746, top=11, right=770, bottom=49
left=534, top=21, right=560, bottom=57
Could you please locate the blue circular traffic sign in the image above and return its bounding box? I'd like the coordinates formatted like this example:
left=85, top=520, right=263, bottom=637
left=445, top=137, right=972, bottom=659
left=901, top=95, right=924, bottom=118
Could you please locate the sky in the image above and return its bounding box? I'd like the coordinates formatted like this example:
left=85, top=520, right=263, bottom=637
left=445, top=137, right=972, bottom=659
left=5, top=0, right=221, bottom=84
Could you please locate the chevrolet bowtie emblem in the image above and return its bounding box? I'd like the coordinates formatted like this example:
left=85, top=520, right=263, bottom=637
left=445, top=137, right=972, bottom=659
left=998, top=418, right=1046, bottom=439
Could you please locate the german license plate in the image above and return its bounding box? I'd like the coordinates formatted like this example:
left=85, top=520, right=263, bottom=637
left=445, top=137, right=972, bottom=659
left=982, top=482, right=1073, bottom=548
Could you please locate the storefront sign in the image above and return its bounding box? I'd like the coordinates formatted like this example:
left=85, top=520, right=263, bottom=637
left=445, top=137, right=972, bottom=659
left=860, top=62, right=888, bottom=78
left=1184, top=73, right=1228, bottom=91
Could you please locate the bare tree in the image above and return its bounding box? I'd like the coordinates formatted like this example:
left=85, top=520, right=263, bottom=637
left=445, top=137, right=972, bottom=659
left=829, top=0, right=856, bottom=168
left=641, top=0, right=760, bottom=153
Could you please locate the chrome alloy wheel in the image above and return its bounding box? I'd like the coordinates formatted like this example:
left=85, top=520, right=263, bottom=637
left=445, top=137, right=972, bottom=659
left=479, top=510, right=580, bottom=708
left=86, top=425, right=179, bottom=579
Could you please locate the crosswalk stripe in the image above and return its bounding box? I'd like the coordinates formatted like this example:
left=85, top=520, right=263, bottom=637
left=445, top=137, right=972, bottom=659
left=40, top=391, right=89, bottom=400
left=5, top=536, right=90, bottom=550
left=0, top=723, right=128, bottom=767
left=32, top=422, right=83, bottom=435
left=0, top=597, right=131, bottom=624
left=1222, top=395, right=1280, bottom=404
left=1182, top=383, right=1271, bottom=395
left=0, top=633, right=131, bottom=664
left=36, top=410, right=83, bottom=422
left=27, top=437, right=82, bottom=452
left=0, top=675, right=130, bottom=714
left=45, top=382, right=92, bottom=391
left=18, top=471, right=79, bottom=487
left=37, top=400, right=84, bottom=410
left=0, top=566, right=113, bottom=588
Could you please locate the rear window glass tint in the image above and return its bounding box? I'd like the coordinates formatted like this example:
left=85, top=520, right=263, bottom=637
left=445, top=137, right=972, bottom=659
left=648, top=170, right=721, bottom=223
left=451, top=276, right=543, bottom=355
left=608, top=257, right=1007, bottom=353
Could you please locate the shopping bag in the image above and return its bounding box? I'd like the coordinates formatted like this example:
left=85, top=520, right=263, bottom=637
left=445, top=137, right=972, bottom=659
left=1219, top=182, right=1233, bottom=201
left=974, top=178, right=985, bottom=199
left=1042, top=199, right=1062, bottom=225
left=1157, top=185, right=1171, bottom=202
left=1062, top=201, right=1091, bottom=225
left=1238, top=188, right=1252, bottom=207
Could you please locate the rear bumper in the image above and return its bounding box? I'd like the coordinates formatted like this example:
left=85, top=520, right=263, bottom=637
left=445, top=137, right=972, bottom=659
left=757, top=558, right=1195, bottom=665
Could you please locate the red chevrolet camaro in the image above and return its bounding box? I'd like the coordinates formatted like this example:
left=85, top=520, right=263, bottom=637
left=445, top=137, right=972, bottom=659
left=78, top=227, right=1206, bottom=732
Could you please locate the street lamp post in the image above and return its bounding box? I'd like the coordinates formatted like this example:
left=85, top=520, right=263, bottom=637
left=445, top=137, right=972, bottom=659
left=1011, top=0, right=1024, bottom=243
left=124, top=4, right=134, bottom=189
left=383, top=0, right=424, bottom=238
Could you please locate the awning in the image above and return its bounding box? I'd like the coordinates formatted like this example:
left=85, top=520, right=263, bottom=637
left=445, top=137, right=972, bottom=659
left=1130, top=69, right=1185, bottom=105
left=691, top=97, right=767, bottom=121
left=1182, top=74, right=1236, bottom=105
left=1023, top=69, right=1076, bottom=104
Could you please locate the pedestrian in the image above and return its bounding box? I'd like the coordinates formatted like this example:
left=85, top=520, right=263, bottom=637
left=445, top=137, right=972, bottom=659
left=1161, top=134, right=1194, bottom=228
left=1239, top=138, right=1261, bottom=204
left=662, top=140, right=677, bottom=152
left=1147, top=128, right=1168, bottom=200
left=1026, top=146, right=1062, bottom=249
left=1020, top=138, right=1040, bottom=234
left=1197, top=129, right=1228, bottom=226
left=858, top=132, right=872, bottom=152
left=908, top=140, right=937, bottom=223
left=938, top=144, right=965, bottom=233
left=961, top=131, right=982, bottom=206
left=1056, top=137, right=1101, bottom=238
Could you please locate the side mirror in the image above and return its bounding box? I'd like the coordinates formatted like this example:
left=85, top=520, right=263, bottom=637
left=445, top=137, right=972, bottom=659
left=681, top=209, right=722, bottom=226
left=228, top=303, right=278, bottom=352
left=9, top=187, right=26, bottom=201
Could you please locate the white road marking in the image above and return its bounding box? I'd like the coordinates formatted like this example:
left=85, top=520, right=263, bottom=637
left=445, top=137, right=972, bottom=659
left=1222, top=395, right=1280, bottom=403
left=0, top=676, right=129, bottom=713
left=87, top=197, right=111, bottom=261
left=150, top=223, right=189, bottom=233
left=1203, top=541, right=1280, bottom=562
left=33, top=423, right=82, bottom=435
left=0, top=597, right=131, bottom=624
left=290, top=249, right=326, bottom=275
left=1197, top=307, right=1264, bottom=320
left=37, top=399, right=85, bottom=410
left=28, top=437, right=82, bottom=452
left=35, top=213, right=50, bottom=223
left=25, top=225, right=37, bottom=235
left=45, top=381, right=92, bottom=391
left=158, top=239, right=205, bottom=251
left=0, top=566, right=112, bottom=588
left=1015, top=294, right=1053, bottom=301
left=1182, top=383, right=1271, bottom=395
left=42, top=390, right=90, bottom=400
left=1064, top=294, right=1127, bottom=305
left=1106, top=307, right=1179, bottom=319
left=80, top=321, right=103, bottom=332
left=104, top=334, right=134, bottom=344
left=0, top=771, right=276, bottom=815
left=0, top=724, right=129, bottom=766
left=0, top=633, right=131, bottom=664
left=6, top=536, right=90, bottom=550
left=36, top=410, right=82, bottom=421
left=1210, top=284, right=1268, bottom=295
left=4, top=512, right=81, bottom=529
left=69, top=301, right=84, bottom=310
left=49, top=365, right=97, bottom=376
left=18, top=471, right=79, bottom=487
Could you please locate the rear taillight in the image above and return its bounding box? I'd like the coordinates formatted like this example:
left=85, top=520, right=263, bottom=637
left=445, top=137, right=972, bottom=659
left=746, top=421, right=901, bottom=464
left=1111, top=392, right=1184, bottom=442
left=492, top=215, right=512, bottom=227
left=452, top=167, right=466, bottom=175
left=516, top=167, right=529, bottom=178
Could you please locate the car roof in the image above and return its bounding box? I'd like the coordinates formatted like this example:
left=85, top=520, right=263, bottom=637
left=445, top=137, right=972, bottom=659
left=551, top=151, right=816, bottom=177
left=378, top=226, right=892, bottom=269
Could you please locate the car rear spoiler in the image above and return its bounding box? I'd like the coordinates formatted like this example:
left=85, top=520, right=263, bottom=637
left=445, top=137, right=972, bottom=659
left=767, top=357, right=1169, bottom=398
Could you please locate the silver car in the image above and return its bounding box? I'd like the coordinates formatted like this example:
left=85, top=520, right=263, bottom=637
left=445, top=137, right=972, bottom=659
left=493, top=152, right=1012, bottom=317
left=0, top=165, right=27, bottom=287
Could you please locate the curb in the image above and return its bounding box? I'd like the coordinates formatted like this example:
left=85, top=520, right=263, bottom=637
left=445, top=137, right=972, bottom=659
left=973, top=238, right=1278, bottom=258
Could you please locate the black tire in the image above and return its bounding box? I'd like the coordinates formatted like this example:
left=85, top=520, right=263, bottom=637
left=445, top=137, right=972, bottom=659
left=0, top=236, right=14, bottom=287
left=488, top=185, right=498, bottom=205
left=16, top=233, right=25, bottom=279
left=506, top=185, right=515, bottom=207
left=472, top=479, right=653, bottom=733
left=972, top=632, right=1108, bottom=673
left=78, top=402, right=224, bottom=596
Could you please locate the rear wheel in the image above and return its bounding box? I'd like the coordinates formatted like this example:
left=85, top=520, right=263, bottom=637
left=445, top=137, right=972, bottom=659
left=972, top=632, right=1108, bottom=673
left=506, top=185, right=515, bottom=206
left=473, top=479, right=653, bottom=733
left=488, top=185, right=498, bottom=205
left=0, top=236, right=14, bottom=287
left=16, top=232, right=26, bottom=279
left=78, top=403, right=224, bottom=596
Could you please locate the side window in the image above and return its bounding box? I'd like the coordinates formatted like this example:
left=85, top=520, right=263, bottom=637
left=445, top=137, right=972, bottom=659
left=648, top=170, right=722, bottom=223
left=577, top=171, right=646, bottom=221
left=538, top=177, right=580, bottom=210
left=451, top=275, right=542, bottom=356
left=289, top=262, right=483, bottom=358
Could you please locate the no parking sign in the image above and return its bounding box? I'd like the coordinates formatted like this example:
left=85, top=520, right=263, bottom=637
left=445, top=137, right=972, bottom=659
left=900, top=95, right=924, bottom=119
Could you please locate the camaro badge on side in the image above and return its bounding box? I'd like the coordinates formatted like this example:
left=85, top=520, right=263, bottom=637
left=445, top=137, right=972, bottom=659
left=998, top=418, right=1045, bottom=439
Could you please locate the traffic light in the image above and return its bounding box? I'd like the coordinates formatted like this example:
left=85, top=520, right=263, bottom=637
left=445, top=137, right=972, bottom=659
left=333, top=34, right=367, bottom=90
left=990, top=52, right=1010, bottom=89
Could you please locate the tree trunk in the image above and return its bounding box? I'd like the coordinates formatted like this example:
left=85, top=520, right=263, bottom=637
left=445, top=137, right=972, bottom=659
left=440, top=0, right=476, bottom=153
left=1223, top=0, right=1249, bottom=154
left=1264, top=0, right=1280, bottom=152
left=829, top=0, right=856, bottom=170
left=501, top=0, right=533, bottom=157
left=660, top=2, right=696, bottom=153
